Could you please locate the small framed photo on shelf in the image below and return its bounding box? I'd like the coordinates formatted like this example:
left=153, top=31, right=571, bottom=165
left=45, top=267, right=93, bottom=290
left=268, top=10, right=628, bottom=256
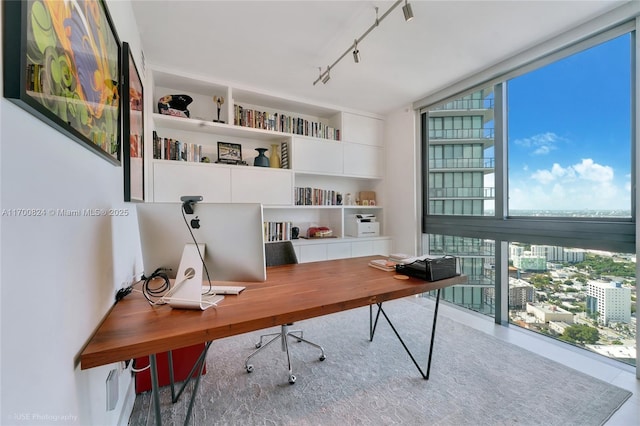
left=217, top=142, right=243, bottom=164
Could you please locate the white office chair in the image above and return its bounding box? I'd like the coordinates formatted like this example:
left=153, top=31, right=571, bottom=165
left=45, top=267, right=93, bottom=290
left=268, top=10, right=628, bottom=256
left=244, top=241, right=326, bottom=384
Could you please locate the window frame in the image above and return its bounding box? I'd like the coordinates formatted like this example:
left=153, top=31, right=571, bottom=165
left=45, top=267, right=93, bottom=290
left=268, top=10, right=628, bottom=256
left=418, top=20, right=637, bottom=364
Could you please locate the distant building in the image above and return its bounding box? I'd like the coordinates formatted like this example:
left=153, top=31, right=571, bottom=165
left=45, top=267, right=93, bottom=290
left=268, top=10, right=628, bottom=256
left=530, top=245, right=585, bottom=263
left=513, top=255, right=547, bottom=271
left=586, top=344, right=636, bottom=364
left=586, top=281, right=631, bottom=326
left=526, top=303, right=574, bottom=323
left=510, top=245, right=525, bottom=258
left=548, top=321, right=572, bottom=335
left=509, top=279, right=535, bottom=308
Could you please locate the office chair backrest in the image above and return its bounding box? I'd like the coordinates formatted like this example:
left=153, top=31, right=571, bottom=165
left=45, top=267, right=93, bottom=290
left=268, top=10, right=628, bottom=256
left=265, top=241, right=298, bottom=267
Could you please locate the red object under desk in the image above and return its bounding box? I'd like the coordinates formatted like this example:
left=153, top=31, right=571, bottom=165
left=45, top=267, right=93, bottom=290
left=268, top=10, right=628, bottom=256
left=134, top=344, right=207, bottom=394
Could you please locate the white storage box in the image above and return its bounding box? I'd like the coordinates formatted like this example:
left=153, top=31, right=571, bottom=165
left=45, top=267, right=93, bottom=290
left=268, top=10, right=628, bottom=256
left=345, top=214, right=380, bottom=237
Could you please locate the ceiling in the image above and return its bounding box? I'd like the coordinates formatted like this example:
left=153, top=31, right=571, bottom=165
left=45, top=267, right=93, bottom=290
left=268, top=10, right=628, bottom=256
left=131, top=0, right=625, bottom=116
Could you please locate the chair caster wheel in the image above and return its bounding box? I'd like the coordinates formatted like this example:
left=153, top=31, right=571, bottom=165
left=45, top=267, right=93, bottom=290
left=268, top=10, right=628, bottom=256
left=319, top=355, right=326, bottom=361
left=246, top=364, right=254, bottom=373
left=288, top=374, right=296, bottom=384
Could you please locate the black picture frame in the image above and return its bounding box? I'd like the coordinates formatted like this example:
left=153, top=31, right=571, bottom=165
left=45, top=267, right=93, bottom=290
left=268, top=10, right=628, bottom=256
left=122, top=42, right=144, bottom=202
left=2, top=0, right=121, bottom=165
left=217, top=141, right=242, bottom=164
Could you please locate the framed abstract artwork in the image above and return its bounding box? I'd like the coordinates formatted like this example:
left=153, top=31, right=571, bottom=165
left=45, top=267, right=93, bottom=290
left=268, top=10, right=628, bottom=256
left=2, top=0, right=121, bottom=165
left=122, top=42, right=144, bottom=202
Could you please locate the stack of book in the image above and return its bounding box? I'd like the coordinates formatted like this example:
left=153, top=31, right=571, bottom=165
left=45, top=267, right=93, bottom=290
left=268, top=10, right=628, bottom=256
left=388, top=253, right=414, bottom=264
left=233, top=104, right=340, bottom=141
left=294, top=187, right=341, bottom=206
left=153, top=131, right=203, bottom=162
left=368, top=253, right=420, bottom=272
left=263, top=221, right=293, bottom=242
left=368, top=259, right=397, bottom=272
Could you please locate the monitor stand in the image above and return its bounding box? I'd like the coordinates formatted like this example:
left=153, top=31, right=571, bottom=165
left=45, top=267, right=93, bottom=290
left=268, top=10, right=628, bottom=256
left=164, top=243, right=224, bottom=310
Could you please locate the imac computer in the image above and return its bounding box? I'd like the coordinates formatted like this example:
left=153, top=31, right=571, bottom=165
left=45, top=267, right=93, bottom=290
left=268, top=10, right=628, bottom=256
left=136, top=201, right=266, bottom=309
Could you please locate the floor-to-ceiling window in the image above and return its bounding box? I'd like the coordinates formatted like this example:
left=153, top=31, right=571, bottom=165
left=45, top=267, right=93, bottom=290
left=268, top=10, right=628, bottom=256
left=508, top=33, right=631, bottom=217
left=420, top=24, right=636, bottom=367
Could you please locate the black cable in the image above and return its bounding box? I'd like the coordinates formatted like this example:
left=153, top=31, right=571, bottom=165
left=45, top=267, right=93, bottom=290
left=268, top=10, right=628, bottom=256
left=180, top=207, right=214, bottom=294
left=115, top=286, right=133, bottom=302
left=141, top=268, right=171, bottom=305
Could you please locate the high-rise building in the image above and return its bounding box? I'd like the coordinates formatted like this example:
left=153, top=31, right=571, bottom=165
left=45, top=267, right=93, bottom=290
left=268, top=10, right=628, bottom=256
left=509, top=279, right=535, bottom=308
left=530, top=245, right=585, bottom=263
left=513, top=255, right=547, bottom=271
left=425, top=89, right=495, bottom=314
left=586, top=281, right=631, bottom=325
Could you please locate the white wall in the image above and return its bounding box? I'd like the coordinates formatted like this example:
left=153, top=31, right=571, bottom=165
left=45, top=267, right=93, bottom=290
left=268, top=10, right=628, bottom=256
left=1, top=1, right=144, bottom=424
left=384, top=106, right=419, bottom=256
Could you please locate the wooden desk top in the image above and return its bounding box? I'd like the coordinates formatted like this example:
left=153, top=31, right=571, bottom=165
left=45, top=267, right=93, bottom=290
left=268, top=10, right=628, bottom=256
left=80, top=256, right=466, bottom=369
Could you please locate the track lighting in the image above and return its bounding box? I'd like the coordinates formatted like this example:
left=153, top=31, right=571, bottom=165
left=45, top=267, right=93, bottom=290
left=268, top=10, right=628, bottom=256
left=313, top=0, right=414, bottom=85
left=352, top=40, right=360, bottom=63
left=321, top=66, right=331, bottom=84
left=402, top=0, right=414, bottom=22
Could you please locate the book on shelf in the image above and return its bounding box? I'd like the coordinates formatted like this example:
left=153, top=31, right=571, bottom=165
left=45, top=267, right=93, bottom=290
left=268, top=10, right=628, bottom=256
left=153, top=131, right=203, bottom=162
left=368, top=259, right=397, bottom=272
left=234, top=104, right=340, bottom=141
left=263, top=221, right=293, bottom=242
left=294, top=187, right=342, bottom=206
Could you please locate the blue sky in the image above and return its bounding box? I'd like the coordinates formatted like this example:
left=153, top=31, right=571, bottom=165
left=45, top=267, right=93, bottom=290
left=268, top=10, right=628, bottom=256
left=506, top=33, right=631, bottom=211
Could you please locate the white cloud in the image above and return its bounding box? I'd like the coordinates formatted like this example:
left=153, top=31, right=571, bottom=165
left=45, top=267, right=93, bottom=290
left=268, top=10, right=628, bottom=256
left=572, top=158, right=613, bottom=182
left=513, top=132, right=565, bottom=155
left=531, top=169, right=554, bottom=184
left=510, top=158, right=627, bottom=210
left=531, top=159, right=610, bottom=185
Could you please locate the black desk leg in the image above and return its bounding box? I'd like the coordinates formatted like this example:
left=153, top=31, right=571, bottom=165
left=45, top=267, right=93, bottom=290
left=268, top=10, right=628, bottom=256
left=149, top=354, right=162, bottom=426
left=166, top=341, right=213, bottom=426
left=369, top=289, right=441, bottom=380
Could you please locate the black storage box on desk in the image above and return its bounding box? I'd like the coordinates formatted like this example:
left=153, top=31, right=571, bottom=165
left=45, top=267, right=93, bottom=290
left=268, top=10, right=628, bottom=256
left=395, top=255, right=460, bottom=281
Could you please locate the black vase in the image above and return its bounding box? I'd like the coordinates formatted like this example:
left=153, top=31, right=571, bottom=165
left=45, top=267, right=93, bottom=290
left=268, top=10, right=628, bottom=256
left=254, top=148, right=270, bottom=167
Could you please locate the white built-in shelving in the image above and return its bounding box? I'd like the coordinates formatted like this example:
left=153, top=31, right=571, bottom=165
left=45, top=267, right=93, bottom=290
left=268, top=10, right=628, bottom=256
left=144, top=65, right=390, bottom=261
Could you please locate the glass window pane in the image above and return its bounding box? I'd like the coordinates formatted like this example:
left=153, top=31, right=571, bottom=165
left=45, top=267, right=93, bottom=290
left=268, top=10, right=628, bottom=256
left=422, top=234, right=496, bottom=316
left=426, top=86, right=495, bottom=216
left=507, top=33, right=631, bottom=217
left=508, top=243, right=635, bottom=366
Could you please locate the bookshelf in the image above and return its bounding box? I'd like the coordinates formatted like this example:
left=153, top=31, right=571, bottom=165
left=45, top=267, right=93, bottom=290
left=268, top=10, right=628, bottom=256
left=144, top=65, right=390, bottom=261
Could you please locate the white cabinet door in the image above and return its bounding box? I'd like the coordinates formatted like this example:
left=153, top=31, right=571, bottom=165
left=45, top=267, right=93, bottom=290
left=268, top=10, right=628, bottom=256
left=373, top=239, right=391, bottom=256
left=298, top=244, right=327, bottom=263
left=351, top=240, right=374, bottom=257
left=327, top=242, right=351, bottom=260
left=231, top=167, right=293, bottom=205
left=153, top=162, right=231, bottom=202
left=343, top=143, right=383, bottom=178
left=293, top=137, right=343, bottom=174
left=341, top=112, right=383, bottom=146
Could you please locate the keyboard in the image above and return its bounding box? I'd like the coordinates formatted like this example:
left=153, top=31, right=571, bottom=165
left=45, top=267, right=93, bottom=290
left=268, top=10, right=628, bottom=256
left=201, top=285, right=246, bottom=295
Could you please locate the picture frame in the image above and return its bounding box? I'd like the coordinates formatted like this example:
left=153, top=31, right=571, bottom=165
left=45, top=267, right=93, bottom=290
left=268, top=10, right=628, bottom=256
left=217, top=142, right=243, bottom=164
left=2, top=0, right=121, bottom=165
left=122, top=42, right=144, bottom=202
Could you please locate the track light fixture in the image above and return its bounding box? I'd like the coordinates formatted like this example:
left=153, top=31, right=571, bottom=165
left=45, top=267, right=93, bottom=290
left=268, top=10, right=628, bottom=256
left=313, top=0, right=414, bottom=85
left=402, top=0, right=414, bottom=22
left=321, top=66, right=331, bottom=84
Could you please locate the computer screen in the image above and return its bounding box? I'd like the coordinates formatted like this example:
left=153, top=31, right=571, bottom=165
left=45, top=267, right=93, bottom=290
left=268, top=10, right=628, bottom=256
left=137, top=202, right=266, bottom=282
